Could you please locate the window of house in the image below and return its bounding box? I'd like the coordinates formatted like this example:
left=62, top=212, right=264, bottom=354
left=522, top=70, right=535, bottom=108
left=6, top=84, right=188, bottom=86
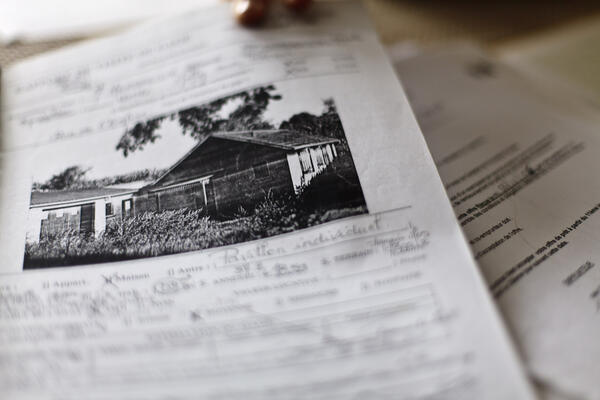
left=315, top=147, right=325, bottom=166
left=323, top=146, right=331, bottom=164
left=105, top=202, right=113, bottom=216
left=299, top=149, right=313, bottom=173
left=253, top=163, right=270, bottom=179
left=122, top=199, right=133, bottom=218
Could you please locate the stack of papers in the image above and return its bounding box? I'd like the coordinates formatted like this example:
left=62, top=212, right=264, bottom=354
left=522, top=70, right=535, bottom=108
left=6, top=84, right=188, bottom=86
left=391, top=43, right=600, bottom=400
left=1, top=2, right=599, bottom=399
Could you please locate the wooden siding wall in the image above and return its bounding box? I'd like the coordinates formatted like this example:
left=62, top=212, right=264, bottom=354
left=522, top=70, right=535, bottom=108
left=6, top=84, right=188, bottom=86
left=133, top=193, right=158, bottom=214
left=156, top=139, right=286, bottom=186
left=134, top=182, right=209, bottom=214
left=135, top=139, right=295, bottom=216
left=212, top=157, right=293, bottom=214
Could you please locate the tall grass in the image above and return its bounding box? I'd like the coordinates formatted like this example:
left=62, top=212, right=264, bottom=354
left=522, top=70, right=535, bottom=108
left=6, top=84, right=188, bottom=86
left=24, top=161, right=367, bottom=268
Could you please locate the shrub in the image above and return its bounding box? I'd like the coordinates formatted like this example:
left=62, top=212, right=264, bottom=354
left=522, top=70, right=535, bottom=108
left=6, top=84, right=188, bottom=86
left=298, top=149, right=367, bottom=210
left=23, top=154, right=368, bottom=268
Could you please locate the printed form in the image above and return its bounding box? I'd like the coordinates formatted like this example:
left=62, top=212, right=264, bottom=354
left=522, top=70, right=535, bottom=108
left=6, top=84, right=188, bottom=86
left=393, top=45, right=600, bottom=400
left=0, top=3, right=533, bottom=399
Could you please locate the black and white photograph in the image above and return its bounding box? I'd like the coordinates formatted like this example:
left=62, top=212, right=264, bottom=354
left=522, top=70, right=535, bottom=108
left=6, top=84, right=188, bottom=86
left=24, top=83, right=368, bottom=268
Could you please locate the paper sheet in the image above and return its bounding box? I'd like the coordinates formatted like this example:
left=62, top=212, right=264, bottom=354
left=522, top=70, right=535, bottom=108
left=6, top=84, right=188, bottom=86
left=0, top=3, right=534, bottom=398
left=392, top=44, right=600, bottom=400
left=0, top=0, right=216, bottom=43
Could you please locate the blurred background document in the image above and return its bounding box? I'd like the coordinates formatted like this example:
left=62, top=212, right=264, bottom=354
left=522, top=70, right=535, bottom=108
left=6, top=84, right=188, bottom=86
left=0, top=2, right=533, bottom=399
left=393, top=45, right=600, bottom=400
left=500, top=15, right=600, bottom=112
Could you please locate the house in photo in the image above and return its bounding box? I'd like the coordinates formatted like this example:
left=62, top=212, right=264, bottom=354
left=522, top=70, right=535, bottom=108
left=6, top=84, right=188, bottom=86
left=132, top=129, right=339, bottom=215
left=27, top=129, right=340, bottom=242
left=27, top=188, right=137, bottom=242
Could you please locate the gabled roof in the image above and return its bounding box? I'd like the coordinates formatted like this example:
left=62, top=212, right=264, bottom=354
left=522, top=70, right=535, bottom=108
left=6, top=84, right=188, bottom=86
left=212, top=130, right=339, bottom=150
left=151, top=130, right=340, bottom=187
left=31, top=188, right=135, bottom=207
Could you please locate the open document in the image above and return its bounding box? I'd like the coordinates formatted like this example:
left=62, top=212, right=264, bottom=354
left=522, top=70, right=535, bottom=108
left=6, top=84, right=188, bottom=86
left=392, top=45, right=600, bottom=399
left=0, top=3, right=534, bottom=398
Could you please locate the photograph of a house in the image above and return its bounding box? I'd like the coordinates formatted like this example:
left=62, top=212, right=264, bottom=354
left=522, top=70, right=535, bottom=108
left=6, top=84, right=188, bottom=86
left=24, top=84, right=367, bottom=269
left=28, top=130, right=340, bottom=240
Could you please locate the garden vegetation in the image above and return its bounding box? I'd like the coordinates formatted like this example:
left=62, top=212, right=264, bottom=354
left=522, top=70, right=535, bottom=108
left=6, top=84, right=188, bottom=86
left=25, top=153, right=366, bottom=268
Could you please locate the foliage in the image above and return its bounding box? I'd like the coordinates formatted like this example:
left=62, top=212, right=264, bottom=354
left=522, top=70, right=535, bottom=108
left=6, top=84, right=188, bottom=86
left=297, top=148, right=366, bottom=210
left=95, top=168, right=166, bottom=186
left=38, top=166, right=90, bottom=190
left=279, top=98, right=345, bottom=140
left=36, top=93, right=346, bottom=193
left=116, top=85, right=282, bottom=156
left=115, top=88, right=344, bottom=158
left=24, top=185, right=367, bottom=268
left=25, top=95, right=369, bottom=268
left=33, top=168, right=166, bottom=191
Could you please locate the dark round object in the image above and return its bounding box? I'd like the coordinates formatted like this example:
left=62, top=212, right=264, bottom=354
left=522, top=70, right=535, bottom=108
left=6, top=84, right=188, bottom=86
left=233, top=0, right=270, bottom=26
left=282, top=0, right=312, bottom=13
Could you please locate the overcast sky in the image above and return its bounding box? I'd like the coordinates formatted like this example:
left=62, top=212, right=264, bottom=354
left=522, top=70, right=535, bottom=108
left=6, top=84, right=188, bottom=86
left=32, top=80, right=330, bottom=183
